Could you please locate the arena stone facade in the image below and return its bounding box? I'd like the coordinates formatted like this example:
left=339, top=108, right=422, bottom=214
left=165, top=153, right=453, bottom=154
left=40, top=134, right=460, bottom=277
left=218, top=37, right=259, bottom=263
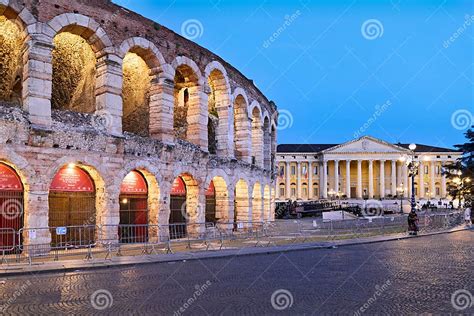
left=0, top=0, right=278, bottom=246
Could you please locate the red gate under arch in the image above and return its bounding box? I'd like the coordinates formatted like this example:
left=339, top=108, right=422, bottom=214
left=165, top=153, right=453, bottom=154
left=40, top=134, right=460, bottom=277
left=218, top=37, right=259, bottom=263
left=170, top=177, right=187, bottom=239
left=49, top=165, right=96, bottom=248
left=119, top=170, right=149, bottom=243
left=0, top=163, right=23, bottom=251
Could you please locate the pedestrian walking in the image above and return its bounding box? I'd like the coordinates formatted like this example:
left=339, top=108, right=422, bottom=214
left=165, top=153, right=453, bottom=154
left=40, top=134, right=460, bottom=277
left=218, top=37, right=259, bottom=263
left=407, top=209, right=419, bottom=236
left=464, top=204, right=471, bottom=226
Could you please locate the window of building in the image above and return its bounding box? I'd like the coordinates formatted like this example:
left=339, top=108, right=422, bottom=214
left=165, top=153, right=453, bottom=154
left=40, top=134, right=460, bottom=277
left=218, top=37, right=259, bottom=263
left=291, top=187, right=296, bottom=197
left=436, top=187, right=440, bottom=196
left=313, top=186, right=319, bottom=198
left=279, top=166, right=285, bottom=177
left=302, top=187, right=307, bottom=197
left=436, top=166, right=440, bottom=175
left=313, top=166, right=318, bottom=175
left=424, top=165, right=429, bottom=174
left=279, top=183, right=285, bottom=197
left=291, top=166, right=296, bottom=175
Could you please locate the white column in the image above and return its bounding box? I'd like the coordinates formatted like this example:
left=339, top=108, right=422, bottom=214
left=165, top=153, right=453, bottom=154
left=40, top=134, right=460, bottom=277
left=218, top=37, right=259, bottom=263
left=368, top=160, right=374, bottom=198
left=419, top=162, right=425, bottom=199
left=308, top=162, right=313, bottom=200
left=346, top=160, right=351, bottom=198
left=334, top=160, right=339, bottom=195
left=441, top=164, right=447, bottom=198
left=285, top=161, right=290, bottom=199
left=430, top=161, right=436, bottom=199
left=403, top=163, right=409, bottom=198
left=322, top=160, right=328, bottom=199
left=296, top=162, right=301, bottom=199
left=391, top=160, right=397, bottom=196
left=380, top=160, right=385, bottom=198
left=357, top=160, right=363, bottom=198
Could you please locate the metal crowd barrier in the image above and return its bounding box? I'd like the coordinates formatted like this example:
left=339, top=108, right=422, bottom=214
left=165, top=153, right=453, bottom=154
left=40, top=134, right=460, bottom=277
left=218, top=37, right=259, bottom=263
left=0, top=211, right=466, bottom=265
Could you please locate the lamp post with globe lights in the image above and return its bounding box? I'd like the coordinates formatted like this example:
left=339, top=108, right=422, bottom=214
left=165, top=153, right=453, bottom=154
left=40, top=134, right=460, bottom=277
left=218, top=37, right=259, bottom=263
left=406, top=143, right=419, bottom=214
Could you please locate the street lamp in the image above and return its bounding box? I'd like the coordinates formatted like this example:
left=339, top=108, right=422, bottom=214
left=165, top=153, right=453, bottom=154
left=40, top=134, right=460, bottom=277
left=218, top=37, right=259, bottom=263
left=406, top=143, right=419, bottom=214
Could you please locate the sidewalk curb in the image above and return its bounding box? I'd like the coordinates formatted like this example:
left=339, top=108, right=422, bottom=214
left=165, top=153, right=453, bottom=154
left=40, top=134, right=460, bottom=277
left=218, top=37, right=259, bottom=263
left=1, top=227, right=470, bottom=278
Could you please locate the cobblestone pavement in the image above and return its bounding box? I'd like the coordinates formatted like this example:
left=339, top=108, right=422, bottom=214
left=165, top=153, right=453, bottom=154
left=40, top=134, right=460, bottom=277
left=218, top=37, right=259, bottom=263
left=0, top=231, right=473, bottom=315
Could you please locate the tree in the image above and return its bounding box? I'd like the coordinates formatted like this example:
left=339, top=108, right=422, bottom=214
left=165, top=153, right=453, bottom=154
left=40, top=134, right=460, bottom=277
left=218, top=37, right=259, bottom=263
left=444, top=127, right=474, bottom=205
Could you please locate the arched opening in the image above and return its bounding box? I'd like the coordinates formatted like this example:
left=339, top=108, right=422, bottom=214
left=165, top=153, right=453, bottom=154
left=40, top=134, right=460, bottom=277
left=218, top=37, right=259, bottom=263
left=0, top=16, right=24, bottom=106
left=251, top=106, right=263, bottom=167
left=290, top=183, right=297, bottom=198
left=49, top=164, right=96, bottom=248
left=170, top=176, right=187, bottom=239
left=302, top=182, right=308, bottom=199
left=279, top=183, right=285, bottom=199
left=313, top=183, right=319, bottom=199
left=207, top=69, right=230, bottom=155
left=0, top=162, right=24, bottom=251
left=234, top=179, right=249, bottom=230
left=263, top=117, right=271, bottom=170
left=51, top=31, right=97, bottom=113
left=252, top=183, right=263, bottom=223
left=234, top=95, right=250, bottom=161
left=122, top=52, right=152, bottom=137
left=119, top=170, right=149, bottom=243
left=174, top=65, right=199, bottom=142
left=264, top=185, right=271, bottom=221
left=205, top=180, right=216, bottom=223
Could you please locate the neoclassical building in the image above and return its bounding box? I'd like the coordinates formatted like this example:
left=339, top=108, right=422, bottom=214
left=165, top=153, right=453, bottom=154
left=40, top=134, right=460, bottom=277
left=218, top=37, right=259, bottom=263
left=276, top=136, right=462, bottom=202
left=0, top=0, right=277, bottom=247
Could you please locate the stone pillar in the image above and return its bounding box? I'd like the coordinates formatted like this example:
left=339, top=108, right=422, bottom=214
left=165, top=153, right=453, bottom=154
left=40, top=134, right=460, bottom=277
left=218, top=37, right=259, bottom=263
left=334, top=160, right=339, bottom=195
left=441, top=167, right=447, bottom=198
left=296, top=162, right=301, bottom=199
left=345, top=160, right=351, bottom=198
left=322, top=160, right=328, bottom=199
left=308, top=162, right=313, bottom=200
left=285, top=161, right=290, bottom=199
left=95, top=53, right=123, bottom=136
left=186, top=85, right=208, bottom=151
left=391, top=160, right=397, bottom=196
left=419, top=162, right=425, bottom=199
left=149, top=70, right=174, bottom=144
left=368, top=160, right=374, bottom=198
left=430, top=161, right=436, bottom=199
left=379, top=160, right=385, bottom=198
left=357, top=160, right=363, bottom=198
left=23, top=34, right=54, bottom=128
left=23, top=186, right=51, bottom=252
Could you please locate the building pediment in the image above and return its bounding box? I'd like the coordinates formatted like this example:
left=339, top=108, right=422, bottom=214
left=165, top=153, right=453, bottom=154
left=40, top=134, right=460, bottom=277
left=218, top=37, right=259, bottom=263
left=322, top=136, right=409, bottom=154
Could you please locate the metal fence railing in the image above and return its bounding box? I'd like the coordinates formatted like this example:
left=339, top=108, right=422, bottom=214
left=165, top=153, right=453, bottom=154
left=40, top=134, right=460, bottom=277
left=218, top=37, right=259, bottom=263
left=0, top=211, right=466, bottom=266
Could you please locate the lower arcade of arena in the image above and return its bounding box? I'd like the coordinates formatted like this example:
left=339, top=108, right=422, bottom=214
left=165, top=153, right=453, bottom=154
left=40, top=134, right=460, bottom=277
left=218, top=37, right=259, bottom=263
left=0, top=162, right=274, bottom=250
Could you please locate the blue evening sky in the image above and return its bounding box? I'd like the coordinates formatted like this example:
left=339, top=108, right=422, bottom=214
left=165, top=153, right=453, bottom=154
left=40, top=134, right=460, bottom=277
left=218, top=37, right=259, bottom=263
left=114, top=0, right=473, bottom=148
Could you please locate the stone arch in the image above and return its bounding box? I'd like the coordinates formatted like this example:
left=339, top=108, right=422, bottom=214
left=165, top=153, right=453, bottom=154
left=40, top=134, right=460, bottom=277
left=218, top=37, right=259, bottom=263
left=0, top=3, right=33, bottom=106
left=263, top=114, right=271, bottom=170
left=204, top=169, right=232, bottom=224
left=251, top=101, right=264, bottom=168
left=264, top=184, right=271, bottom=221
left=270, top=123, right=277, bottom=172
left=234, top=179, right=250, bottom=227
left=171, top=56, right=207, bottom=149
left=205, top=61, right=232, bottom=156
left=48, top=14, right=113, bottom=114
left=118, top=38, right=166, bottom=137
left=252, top=182, right=263, bottom=223
left=233, top=89, right=251, bottom=163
